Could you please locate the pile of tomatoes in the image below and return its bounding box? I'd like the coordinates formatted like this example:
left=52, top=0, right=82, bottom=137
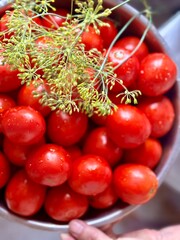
left=0, top=5, right=177, bottom=223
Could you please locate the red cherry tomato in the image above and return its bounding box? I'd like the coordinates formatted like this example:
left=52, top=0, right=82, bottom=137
left=138, top=96, right=175, bottom=138
left=137, top=53, right=177, bottom=96
left=0, top=10, right=14, bottom=39
left=47, top=110, right=88, bottom=147
left=26, top=143, right=72, bottom=186
left=41, top=8, right=69, bottom=29
left=0, top=152, right=10, bottom=188
left=3, top=136, right=45, bottom=166
left=113, top=164, right=158, bottom=205
left=123, top=138, right=162, bottom=169
left=17, top=81, right=51, bottom=117
left=83, top=127, right=123, bottom=167
left=81, top=25, right=103, bottom=52
left=2, top=106, right=46, bottom=145
left=89, top=183, right=118, bottom=209
left=0, top=55, right=22, bottom=93
left=115, top=36, right=149, bottom=61
left=0, top=94, right=16, bottom=132
left=99, top=18, right=118, bottom=49
left=3, top=137, right=31, bottom=166
left=0, top=94, right=16, bottom=112
left=44, top=183, right=89, bottom=222
left=5, top=170, right=46, bottom=216
left=108, top=47, right=140, bottom=92
left=106, top=104, right=151, bottom=149
left=68, top=154, right=112, bottom=196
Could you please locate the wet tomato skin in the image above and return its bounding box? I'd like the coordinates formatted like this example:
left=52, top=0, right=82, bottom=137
left=5, top=170, right=46, bottom=216
left=99, top=18, right=118, bottom=49
left=106, top=104, right=151, bottom=149
left=108, top=47, right=140, bottom=92
left=25, top=143, right=72, bottom=187
left=68, top=154, right=112, bottom=196
left=3, top=137, right=32, bottom=167
left=81, top=25, right=103, bottom=52
left=83, top=127, right=123, bottom=167
left=89, top=183, right=118, bottom=209
left=3, top=136, right=46, bottom=166
left=17, top=81, right=51, bottom=117
left=113, top=164, right=158, bottom=205
left=137, top=53, right=177, bottom=96
left=0, top=94, right=16, bottom=132
left=47, top=110, right=88, bottom=147
left=0, top=55, right=21, bottom=93
left=44, top=183, right=89, bottom=222
left=138, top=96, right=175, bottom=138
left=123, top=138, right=163, bottom=169
left=0, top=94, right=16, bottom=113
left=115, top=36, right=149, bottom=61
left=2, top=106, right=46, bottom=145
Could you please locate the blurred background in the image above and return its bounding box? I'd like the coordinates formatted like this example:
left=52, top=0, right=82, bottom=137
left=132, top=0, right=180, bottom=27
left=0, top=0, right=180, bottom=239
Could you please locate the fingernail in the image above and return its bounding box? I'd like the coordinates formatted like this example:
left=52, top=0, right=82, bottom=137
left=69, top=220, right=85, bottom=237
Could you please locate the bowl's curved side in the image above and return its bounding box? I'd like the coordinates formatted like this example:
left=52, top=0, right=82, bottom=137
left=0, top=0, right=12, bottom=15
left=0, top=0, right=180, bottom=232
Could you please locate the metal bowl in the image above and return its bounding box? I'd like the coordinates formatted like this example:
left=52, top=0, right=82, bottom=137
left=0, top=0, right=180, bottom=232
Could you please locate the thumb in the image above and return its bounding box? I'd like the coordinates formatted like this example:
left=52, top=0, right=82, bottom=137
left=67, top=220, right=138, bottom=240
left=68, top=219, right=113, bottom=240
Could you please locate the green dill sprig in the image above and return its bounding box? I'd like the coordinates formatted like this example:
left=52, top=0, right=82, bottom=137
left=0, top=0, right=152, bottom=116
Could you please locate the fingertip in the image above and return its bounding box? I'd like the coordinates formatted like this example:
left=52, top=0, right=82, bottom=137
left=69, top=219, right=112, bottom=240
left=60, top=233, right=76, bottom=240
left=69, top=219, right=86, bottom=238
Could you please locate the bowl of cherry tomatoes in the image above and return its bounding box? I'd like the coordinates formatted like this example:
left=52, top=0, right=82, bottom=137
left=0, top=0, right=180, bottom=232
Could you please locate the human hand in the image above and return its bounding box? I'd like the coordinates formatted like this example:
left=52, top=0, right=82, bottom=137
left=60, top=219, right=180, bottom=240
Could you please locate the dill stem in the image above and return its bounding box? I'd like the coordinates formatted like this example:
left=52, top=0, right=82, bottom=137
left=110, top=0, right=131, bottom=12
